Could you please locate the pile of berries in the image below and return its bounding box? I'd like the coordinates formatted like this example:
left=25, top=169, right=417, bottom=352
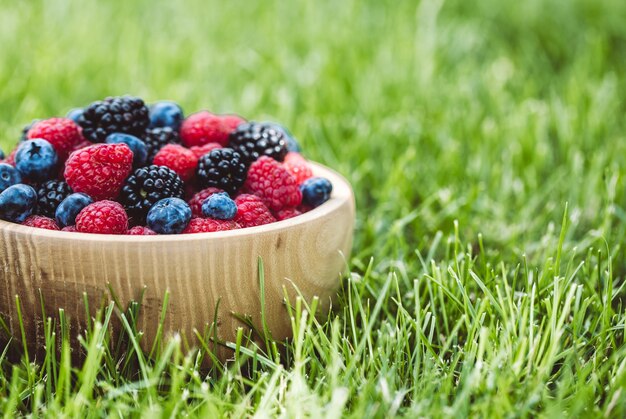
left=0, top=96, right=333, bottom=235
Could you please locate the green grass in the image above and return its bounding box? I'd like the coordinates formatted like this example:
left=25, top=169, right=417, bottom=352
left=1, top=0, right=626, bottom=416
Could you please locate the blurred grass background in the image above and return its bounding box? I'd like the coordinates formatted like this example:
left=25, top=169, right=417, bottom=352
left=1, top=0, right=626, bottom=416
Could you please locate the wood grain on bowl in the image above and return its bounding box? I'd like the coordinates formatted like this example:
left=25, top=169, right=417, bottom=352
left=0, top=163, right=355, bottom=362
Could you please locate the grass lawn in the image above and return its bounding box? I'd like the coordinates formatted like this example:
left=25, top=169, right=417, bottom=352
left=1, top=0, right=626, bottom=416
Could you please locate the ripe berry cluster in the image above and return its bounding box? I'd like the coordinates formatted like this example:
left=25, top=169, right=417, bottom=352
left=0, top=96, right=333, bottom=235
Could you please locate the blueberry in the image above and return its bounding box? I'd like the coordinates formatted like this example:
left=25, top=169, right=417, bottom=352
left=0, top=146, right=4, bottom=160
left=300, top=177, right=333, bottom=208
left=0, top=163, right=22, bottom=193
left=66, top=108, right=84, bottom=123
left=106, top=133, right=148, bottom=167
left=267, top=122, right=301, bottom=152
left=149, top=101, right=184, bottom=131
left=285, top=136, right=301, bottom=153
left=202, top=192, right=237, bottom=220
left=55, top=193, right=93, bottom=227
left=0, top=184, right=37, bottom=223
left=147, top=197, right=191, bottom=234
left=15, top=139, right=58, bottom=182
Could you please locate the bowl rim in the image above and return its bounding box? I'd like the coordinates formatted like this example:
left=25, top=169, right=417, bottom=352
left=0, top=162, right=354, bottom=242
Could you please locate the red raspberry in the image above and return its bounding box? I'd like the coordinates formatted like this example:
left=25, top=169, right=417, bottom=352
left=283, top=152, right=313, bottom=185
left=188, top=187, right=223, bottom=217
left=234, top=194, right=276, bottom=228
left=27, top=118, right=83, bottom=160
left=22, top=215, right=60, bottom=230
left=127, top=226, right=157, bottom=235
left=274, top=207, right=302, bottom=221
left=64, top=144, right=133, bottom=200
left=180, top=112, right=241, bottom=147
left=62, top=225, right=77, bottom=232
left=222, top=114, right=246, bottom=131
left=244, top=156, right=302, bottom=211
left=59, top=140, right=93, bottom=179
left=2, top=149, right=17, bottom=166
left=189, top=142, right=222, bottom=159
left=153, top=144, right=198, bottom=182
left=183, top=217, right=240, bottom=234
left=75, top=200, right=128, bottom=234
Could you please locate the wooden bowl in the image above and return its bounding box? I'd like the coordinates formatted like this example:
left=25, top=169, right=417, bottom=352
left=0, top=163, right=355, bottom=362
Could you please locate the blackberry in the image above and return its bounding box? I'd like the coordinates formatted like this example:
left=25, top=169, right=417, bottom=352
left=196, top=148, right=247, bottom=195
left=228, top=122, right=288, bottom=164
left=37, top=180, right=73, bottom=218
left=120, top=165, right=185, bottom=219
left=78, top=96, right=149, bottom=143
left=143, top=127, right=181, bottom=162
left=20, top=119, right=41, bottom=142
left=268, top=123, right=301, bottom=152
